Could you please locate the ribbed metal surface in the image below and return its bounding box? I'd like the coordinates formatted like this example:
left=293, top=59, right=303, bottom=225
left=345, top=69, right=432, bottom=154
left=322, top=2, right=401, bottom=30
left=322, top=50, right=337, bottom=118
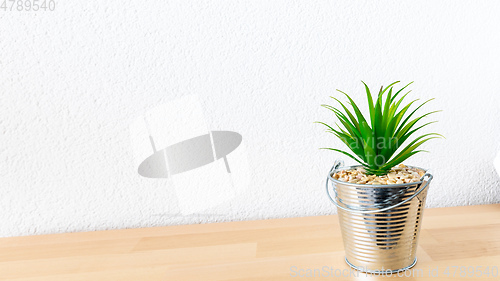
left=327, top=164, right=430, bottom=273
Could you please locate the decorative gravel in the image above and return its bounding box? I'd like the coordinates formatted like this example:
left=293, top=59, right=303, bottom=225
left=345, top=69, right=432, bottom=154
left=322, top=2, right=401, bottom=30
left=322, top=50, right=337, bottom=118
left=331, top=164, right=425, bottom=185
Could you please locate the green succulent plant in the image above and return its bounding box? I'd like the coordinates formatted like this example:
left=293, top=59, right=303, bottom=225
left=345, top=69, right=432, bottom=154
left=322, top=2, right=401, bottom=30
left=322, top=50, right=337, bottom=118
left=317, top=81, right=442, bottom=176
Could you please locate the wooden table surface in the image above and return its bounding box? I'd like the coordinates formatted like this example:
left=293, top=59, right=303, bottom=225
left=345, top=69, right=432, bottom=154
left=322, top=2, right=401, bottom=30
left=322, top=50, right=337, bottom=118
left=0, top=204, right=499, bottom=280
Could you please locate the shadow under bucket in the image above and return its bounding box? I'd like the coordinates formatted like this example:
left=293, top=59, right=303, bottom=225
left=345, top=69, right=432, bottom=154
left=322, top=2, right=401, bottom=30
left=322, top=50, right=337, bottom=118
left=326, top=160, right=433, bottom=273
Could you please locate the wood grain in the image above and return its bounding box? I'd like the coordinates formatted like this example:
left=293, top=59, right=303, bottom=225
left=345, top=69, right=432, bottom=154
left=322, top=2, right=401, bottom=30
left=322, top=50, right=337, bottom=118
left=0, top=204, right=499, bottom=280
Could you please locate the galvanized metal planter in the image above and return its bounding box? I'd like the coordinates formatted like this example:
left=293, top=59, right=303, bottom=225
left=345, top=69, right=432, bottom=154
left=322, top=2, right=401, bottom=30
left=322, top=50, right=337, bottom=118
left=326, top=159, right=433, bottom=273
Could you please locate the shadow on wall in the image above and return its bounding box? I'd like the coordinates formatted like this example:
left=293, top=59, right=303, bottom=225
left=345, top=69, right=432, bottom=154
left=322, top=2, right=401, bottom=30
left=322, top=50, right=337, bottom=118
left=130, top=95, right=250, bottom=214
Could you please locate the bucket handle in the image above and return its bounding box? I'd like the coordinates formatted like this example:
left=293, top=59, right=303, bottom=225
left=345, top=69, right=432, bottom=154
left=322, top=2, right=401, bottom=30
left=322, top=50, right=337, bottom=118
left=326, top=160, right=433, bottom=214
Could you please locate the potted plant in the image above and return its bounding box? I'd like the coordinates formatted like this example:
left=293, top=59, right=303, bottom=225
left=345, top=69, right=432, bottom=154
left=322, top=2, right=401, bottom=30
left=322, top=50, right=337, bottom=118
left=319, top=81, right=442, bottom=273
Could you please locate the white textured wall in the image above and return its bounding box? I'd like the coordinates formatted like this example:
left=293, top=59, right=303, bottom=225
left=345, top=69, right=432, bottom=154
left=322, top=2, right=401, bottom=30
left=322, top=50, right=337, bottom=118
left=1, top=1, right=500, bottom=237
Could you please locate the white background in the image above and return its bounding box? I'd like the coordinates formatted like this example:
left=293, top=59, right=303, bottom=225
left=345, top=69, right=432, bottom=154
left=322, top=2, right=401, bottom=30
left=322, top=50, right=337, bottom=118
left=1, top=0, right=499, bottom=237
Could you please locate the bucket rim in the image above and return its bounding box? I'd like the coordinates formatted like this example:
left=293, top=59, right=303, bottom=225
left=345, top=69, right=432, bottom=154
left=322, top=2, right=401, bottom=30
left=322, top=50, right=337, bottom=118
left=328, top=164, right=428, bottom=188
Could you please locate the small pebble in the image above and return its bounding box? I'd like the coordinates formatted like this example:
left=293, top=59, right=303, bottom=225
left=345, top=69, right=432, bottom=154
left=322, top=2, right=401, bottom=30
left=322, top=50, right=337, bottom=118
left=332, top=164, right=425, bottom=185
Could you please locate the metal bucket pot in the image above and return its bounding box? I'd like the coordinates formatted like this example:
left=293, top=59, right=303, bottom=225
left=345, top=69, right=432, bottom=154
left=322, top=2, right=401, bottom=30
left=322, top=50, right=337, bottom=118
left=326, top=159, right=433, bottom=273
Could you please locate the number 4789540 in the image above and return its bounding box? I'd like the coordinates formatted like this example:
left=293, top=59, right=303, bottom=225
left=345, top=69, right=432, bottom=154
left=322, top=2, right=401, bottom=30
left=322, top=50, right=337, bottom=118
left=1, top=0, right=56, bottom=11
